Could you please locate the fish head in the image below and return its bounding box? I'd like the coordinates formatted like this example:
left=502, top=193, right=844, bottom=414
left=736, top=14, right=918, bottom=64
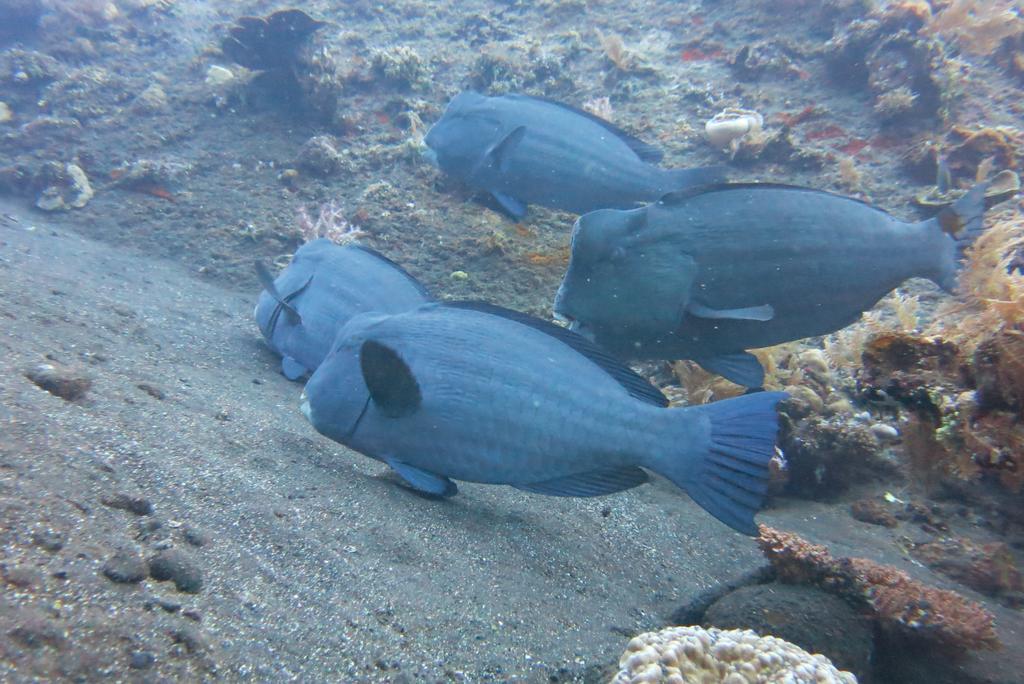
left=555, top=207, right=693, bottom=339
left=301, top=312, right=392, bottom=443
left=424, top=91, right=503, bottom=177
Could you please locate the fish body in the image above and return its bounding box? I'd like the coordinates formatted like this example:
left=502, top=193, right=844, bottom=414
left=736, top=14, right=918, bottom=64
left=554, top=182, right=991, bottom=387
left=301, top=302, right=785, bottom=534
left=423, top=91, right=723, bottom=218
left=255, top=239, right=431, bottom=380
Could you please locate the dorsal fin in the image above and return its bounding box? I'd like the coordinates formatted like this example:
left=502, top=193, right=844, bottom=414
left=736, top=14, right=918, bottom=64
left=656, top=182, right=887, bottom=214
left=360, top=340, right=422, bottom=418
left=505, top=94, right=664, bottom=163
left=348, top=244, right=434, bottom=300
left=444, top=301, right=668, bottom=407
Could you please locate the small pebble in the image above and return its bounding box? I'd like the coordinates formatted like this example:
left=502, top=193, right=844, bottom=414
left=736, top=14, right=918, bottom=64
left=129, top=651, right=155, bottom=669
left=149, top=549, right=203, bottom=593
left=183, top=525, right=211, bottom=548
left=101, top=492, right=153, bottom=516
left=102, top=550, right=148, bottom=584
left=24, top=363, right=91, bottom=401
left=870, top=423, right=899, bottom=441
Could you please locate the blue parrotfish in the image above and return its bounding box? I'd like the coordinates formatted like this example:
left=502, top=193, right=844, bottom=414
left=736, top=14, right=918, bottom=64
left=423, top=91, right=725, bottom=219
left=554, top=181, right=997, bottom=387
left=255, top=239, right=431, bottom=380
left=300, top=301, right=786, bottom=535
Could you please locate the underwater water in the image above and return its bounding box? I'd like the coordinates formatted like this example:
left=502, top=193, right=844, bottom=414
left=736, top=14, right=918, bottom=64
left=2, top=0, right=1024, bottom=681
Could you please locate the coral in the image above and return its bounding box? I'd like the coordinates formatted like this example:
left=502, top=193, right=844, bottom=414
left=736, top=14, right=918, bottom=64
left=611, top=625, right=857, bottom=684
left=924, top=0, right=1024, bottom=56
left=296, top=201, right=366, bottom=246
left=758, top=526, right=1000, bottom=651
left=32, top=161, right=93, bottom=211
left=108, top=157, right=193, bottom=196
left=371, top=46, right=429, bottom=89
left=705, top=107, right=763, bottom=158
left=944, top=126, right=1021, bottom=182
left=729, top=41, right=803, bottom=81
left=220, top=9, right=326, bottom=72
left=779, top=414, right=886, bottom=499
left=130, top=83, right=167, bottom=114
left=0, top=48, right=63, bottom=87
left=40, top=0, right=119, bottom=27
left=469, top=42, right=573, bottom=94
left=850, top=498, right=899, bottom=527
left=825, top=6, right=957, bottom=124
left=911, top=537, right=1023, bottom=598
left=293, top=135, right=349, bottom=177
left=596, top=30, right=654, bottom=75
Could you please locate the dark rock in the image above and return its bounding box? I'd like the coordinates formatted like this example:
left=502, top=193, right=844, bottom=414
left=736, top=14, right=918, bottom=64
left=295, top=135, right=348, bottom=176
left=780, top=414, right=890, bottom=499
left=137, top=382, right=166, bottom=400
left=128, top=651, right=155, bottom=669
left=182, top=525, right=211, bottom=547
left=101, top=492, right=153, bottom=516
left=670, top=564, right=774, bottom=625
left=149, top=549, right=203, bottom=593
left=9, top=613, right=65, bottom=650
left=24, top=362, right=91, bottom=401
left=850, top=499, right=899, bottom=527
left=31, top=528, right=64, bottom=552
left=102, top=549, right=147, bottom=584
left=169, top=626, right=206, bottom=654
left=704, top=582, right=873, bottom=681
left=3, top=563, right=42, bottom=588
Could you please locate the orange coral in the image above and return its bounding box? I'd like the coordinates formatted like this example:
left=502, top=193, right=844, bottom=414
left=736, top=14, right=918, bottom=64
left=924, top=0, right=1024, bottom=56
left=758, top=526, right=1000, bottom=651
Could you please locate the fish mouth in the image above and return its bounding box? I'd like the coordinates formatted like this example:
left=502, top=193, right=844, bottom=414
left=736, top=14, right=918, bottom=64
left=299, top=389, right=312, bottom=423
left=420, top=146, right=439, bottom=168
left=552, top=309, right=586, bottom=335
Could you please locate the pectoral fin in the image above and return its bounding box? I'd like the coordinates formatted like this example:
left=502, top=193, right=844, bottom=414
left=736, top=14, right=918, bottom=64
left=281, top=356, right=309, bottom=380
left=486, top=125, right=526, bottom=174
left=385, top=457, right=457, bottom=497
left=687, top=302, right=774, bottom=322
left=255, top=262, right=310, bottom=326
left=360, top=340, right=422, bottom=418
left=491, top=191, right=527, bottom=220
left=692, top=352, right=765, bottom=388
left=516, top=467, right=649, bottom=497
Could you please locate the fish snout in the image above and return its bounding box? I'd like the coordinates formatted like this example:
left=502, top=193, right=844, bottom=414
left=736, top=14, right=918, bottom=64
left=300, top=389, right=313, bottom=424
left=420, top=143, right=439, bottom=168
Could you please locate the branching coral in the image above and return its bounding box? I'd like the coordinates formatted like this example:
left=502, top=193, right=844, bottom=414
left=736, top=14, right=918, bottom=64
left=296, top=201, right=366, bottom=246
left=758, top=526, right=1000, bottom=651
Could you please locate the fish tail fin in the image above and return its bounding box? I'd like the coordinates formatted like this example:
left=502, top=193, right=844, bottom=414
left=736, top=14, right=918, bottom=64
left=656, top=391, right=786, bottom=535
left=934, top=180, right=991, bottom=291
left=662, top=165, right=729, bottom=192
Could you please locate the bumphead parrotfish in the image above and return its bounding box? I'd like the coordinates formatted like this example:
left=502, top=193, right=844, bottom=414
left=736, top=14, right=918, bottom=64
left=423, top=91, right=724, bottom=219
left=255, top=239, right=431, bottom=380
left=554, top=181, right=996, bottom=387
left=300, top=301, right=786, bottom=535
